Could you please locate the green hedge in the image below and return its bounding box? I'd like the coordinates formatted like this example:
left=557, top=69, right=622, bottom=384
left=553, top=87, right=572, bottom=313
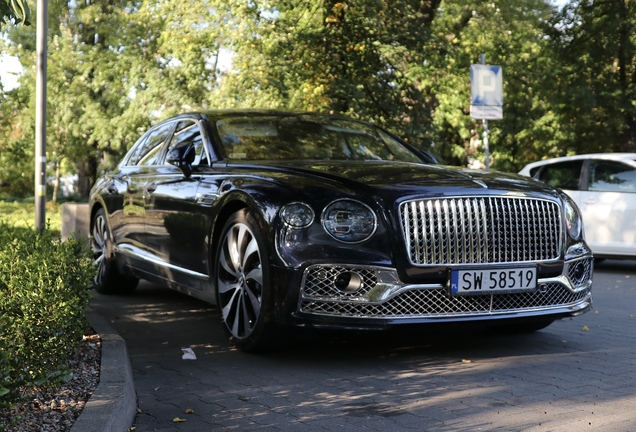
left=0, top=223, right=94, bottom=407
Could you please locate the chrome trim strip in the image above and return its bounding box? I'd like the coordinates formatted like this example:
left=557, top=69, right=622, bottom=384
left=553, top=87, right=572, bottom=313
left=301, top=295, right=592, bottom=321
left=303, top=276, right=591, bottom=304
left=116, top=244, right=209, bottom=280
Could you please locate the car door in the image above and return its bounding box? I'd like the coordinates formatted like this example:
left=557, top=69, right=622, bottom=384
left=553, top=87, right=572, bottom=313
left=579, top=160, right=636, bottom=257
left=144, top=118, right=222, bottom=290
left=114, top=121, right=176, bottom=273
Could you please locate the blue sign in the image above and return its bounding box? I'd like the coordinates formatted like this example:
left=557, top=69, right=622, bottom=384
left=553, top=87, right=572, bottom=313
left=470, top=65, right=503, bottom=106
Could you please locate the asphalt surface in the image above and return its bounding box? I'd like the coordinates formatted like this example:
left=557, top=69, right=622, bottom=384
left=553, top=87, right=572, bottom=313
left=90, top=260, right=636, bottom=431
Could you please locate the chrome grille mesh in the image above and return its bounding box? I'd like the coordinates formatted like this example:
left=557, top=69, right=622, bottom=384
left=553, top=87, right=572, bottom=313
left=400, top=197, right=562, bottom=265
left=300, top=283, right=589, bottom=318
left=303, top=265, right=377, bottom=299
left=566, top=257, right=593, bottom=288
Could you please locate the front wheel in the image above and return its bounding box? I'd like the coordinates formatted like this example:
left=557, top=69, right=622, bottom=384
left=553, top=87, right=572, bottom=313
left=215, top=209, right=278, bottom=352
left=91, top=208, right=139, bottom=295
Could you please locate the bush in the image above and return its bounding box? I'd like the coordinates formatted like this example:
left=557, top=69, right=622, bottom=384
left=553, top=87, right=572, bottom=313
left=0, top=198, right=62, bottom=236
left=0, top=223, right=94, bottom=407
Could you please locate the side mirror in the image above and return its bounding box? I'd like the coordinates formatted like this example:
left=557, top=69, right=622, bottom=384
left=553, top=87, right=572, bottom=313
left=166, top=142, right=196, bottom=178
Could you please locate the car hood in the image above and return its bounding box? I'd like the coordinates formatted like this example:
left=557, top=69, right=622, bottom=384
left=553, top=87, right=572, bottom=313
left=244, top=160, right=557, bottom=200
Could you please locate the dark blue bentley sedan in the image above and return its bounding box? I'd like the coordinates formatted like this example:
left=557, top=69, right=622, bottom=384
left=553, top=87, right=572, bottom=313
left=89, top=110, right=593, bottom=351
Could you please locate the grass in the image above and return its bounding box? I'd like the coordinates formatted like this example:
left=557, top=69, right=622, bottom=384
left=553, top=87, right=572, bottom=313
left=0, top=197, right=63, bottom=236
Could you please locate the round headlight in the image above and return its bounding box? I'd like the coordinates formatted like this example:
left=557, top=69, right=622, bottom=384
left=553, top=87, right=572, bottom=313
left=322, top=199, right=377, bottom=243
left=280, top=202, right=315, bottom=228
left=564, top=198, right=582, bottom=240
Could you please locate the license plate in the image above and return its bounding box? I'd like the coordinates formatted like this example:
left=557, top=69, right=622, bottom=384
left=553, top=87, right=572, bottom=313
left=450, top=267, right=537, bottom=296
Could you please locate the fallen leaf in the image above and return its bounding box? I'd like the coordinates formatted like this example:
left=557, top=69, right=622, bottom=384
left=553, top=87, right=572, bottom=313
left=185, top=408, right=194, bottom=414
left=173, top=417, right=187, bottom=423
left=582, top=326, right=589, bottom=331
left=461, top=359, right=472, bottom=363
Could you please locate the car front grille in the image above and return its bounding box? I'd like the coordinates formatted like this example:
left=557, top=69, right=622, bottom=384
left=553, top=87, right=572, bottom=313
left=399, top=197, right=563, bottom=265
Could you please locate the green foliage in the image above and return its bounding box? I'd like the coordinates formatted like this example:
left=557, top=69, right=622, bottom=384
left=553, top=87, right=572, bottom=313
left=544, top=0, right=636, bottom=154
left=0, top=223, right=94, bottom=408
left=0, top=198, right=62, bottom=236
left=2, top=0, right=636, bottom=187
left=0, top=0, right=30, bottom=29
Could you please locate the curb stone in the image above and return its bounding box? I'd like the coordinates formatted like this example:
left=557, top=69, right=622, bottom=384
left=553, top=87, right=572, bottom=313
left=70, top=310, right=137, bottom=432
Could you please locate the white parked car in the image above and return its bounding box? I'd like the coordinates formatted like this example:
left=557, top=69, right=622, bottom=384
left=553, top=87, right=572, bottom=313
left=519, top=153, right=636, bottom=260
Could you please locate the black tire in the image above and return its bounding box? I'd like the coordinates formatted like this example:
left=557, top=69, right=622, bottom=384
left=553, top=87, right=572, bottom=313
left=215, top=209, right=278, bottom=352
left=91, top=208, right=139, bottom=295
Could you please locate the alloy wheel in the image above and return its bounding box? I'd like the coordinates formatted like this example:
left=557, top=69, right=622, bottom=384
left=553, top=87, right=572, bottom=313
left=217, top=222, right=264, bottom=339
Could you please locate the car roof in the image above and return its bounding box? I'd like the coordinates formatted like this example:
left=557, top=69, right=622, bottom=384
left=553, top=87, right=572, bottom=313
left=519, top=153, right=636, bottom=175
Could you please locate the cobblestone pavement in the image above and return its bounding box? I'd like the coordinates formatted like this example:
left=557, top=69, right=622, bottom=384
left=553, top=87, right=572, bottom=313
left=90, top=260, right=636, bottom=432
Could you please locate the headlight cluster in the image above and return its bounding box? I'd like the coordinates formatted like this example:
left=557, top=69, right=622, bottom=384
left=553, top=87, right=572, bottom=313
left=280, top=199, right=378, bottom=243
left=280, top=202, right=315, bottom=228
left=563, top=194, right=583, bottom=240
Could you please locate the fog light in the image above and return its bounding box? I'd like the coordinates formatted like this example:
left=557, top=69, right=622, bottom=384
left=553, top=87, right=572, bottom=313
left=333, top=271, right=363, bottom=293
left=573, top=261, right=586, bottom=283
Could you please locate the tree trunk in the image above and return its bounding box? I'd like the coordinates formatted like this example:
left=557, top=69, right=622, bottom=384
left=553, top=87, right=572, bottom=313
left=76, top=156, right=97, bottom=199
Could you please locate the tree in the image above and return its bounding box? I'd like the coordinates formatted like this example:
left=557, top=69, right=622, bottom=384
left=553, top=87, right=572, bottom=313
left=546, top=0, right=636, bottom=153
left=213, top=0, right=443, bottom=149
left=0, top=0, right=30, bottom=29
left=214, top=0, right=566, bottom=171
left=2, top=0, right=234, bottom=198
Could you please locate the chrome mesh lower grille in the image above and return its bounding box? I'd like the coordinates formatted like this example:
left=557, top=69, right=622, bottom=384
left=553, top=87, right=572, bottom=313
left=400, top=197, right=563, bottom=265
left=566, top=257, right=593, bottom=288
left=302, top=265, right=377, bottom=299
left=300, top=283, right=590, bottom=318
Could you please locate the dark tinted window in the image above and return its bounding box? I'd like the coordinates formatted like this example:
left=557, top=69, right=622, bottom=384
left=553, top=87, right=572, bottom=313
left=588, top=160, right=636, bottom=193
left=215, top=116, right=422, bottom=163
left=167, top=120, right=207, bottom=166
left=537, top=160, right=583, bottom=190
left=129, top=122, right=174, bottom=166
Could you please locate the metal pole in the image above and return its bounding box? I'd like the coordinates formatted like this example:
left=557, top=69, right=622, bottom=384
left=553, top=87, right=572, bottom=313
left=480, top=53, right=490, bottom=171
left=483, top=119, right=489, bottom=171
left=35, top=0, right=48, bottom=231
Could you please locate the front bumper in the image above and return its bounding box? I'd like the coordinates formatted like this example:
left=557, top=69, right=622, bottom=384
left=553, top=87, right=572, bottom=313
left=278, top=255, right=593, bottom=330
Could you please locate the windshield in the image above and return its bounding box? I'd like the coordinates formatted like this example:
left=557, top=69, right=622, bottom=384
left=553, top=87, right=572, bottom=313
left=215, top=115, right=423, bottom=163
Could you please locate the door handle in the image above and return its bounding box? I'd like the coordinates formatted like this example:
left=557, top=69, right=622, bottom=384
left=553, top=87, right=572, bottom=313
left=584, top=199, right=596, bottom=205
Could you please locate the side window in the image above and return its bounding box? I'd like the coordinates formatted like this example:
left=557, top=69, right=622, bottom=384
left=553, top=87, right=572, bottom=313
left=588, top=160, right=636, bottom=193
left=537, top=160, right=583, bottom=190
left=129, top=122, right=174, bottom=166
left=166, top=120, right=208, bottom=166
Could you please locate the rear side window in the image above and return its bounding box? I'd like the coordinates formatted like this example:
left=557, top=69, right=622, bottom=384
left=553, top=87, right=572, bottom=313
left=536, top=160, right=583, bottom=190
left=588, top=160, right=636, bottom=193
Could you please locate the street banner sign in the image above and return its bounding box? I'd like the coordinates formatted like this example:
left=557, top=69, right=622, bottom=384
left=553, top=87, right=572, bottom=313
left=470, top=64, right=503, bottom=120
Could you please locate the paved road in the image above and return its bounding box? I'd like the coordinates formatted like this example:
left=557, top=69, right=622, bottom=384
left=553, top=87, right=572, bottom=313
left=90, top=260, right=636, bottom=431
